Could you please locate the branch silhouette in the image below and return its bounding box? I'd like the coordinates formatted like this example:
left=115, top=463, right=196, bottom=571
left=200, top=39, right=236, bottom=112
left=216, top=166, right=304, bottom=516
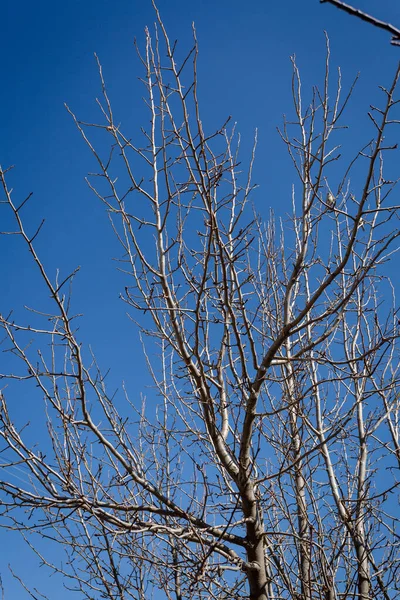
left=321, top=0, right=400, bottom=46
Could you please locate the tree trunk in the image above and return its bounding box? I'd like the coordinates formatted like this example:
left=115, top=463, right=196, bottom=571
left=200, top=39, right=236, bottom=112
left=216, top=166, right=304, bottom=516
left=241, top=480, right=269, bottom=600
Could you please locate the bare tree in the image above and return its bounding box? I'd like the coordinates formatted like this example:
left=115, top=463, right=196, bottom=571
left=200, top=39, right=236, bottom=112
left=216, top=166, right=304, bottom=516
left=1, top=6, right=400, bottom=600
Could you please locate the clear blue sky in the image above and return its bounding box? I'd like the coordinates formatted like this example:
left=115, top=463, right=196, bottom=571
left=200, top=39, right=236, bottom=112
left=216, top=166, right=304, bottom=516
left=1, top=0, right=399, bottom=597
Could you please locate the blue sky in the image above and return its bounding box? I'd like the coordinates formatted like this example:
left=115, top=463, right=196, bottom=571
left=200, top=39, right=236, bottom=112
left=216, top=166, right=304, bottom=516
left=1, top=0, right=400, bottom=597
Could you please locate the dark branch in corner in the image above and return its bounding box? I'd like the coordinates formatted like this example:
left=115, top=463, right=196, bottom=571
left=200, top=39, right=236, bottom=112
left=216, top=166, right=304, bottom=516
left=320, top=0, right=400, bottom=46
